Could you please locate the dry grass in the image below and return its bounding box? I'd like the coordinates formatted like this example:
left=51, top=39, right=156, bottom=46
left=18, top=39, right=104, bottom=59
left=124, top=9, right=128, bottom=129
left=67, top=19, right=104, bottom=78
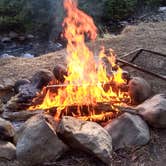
left=94, top=21, right=166, bottom=56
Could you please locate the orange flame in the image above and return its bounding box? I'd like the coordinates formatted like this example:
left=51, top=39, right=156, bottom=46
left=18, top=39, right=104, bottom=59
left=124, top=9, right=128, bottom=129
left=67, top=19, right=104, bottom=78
left=29, top=0, right=130, bottom=122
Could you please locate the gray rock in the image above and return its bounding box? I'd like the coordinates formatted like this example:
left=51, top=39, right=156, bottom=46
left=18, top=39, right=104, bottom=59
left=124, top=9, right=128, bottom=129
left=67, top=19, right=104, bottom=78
left=22, top=53, right=34, bottom=58
left=14, top=79, right=31, bottom=94
left=128, top=77, right=152, bottom=104
left=1, top=37, right=11, bottom=43
left=57, top=116, right=112, bottom=164
left=9, top=31, right=18, bottom=39
left=26, top=34, right=35, bottom=39
left=120, top=21, right=129, bottom=26
left=16, top=114, right=68, bottom=166
left=105, top=113, right=150, bottom=150
left=0, top=141, right=16, bottom=160
left=2, top=110, right=43, bottom=122
left=17, top=84, right=38, bottom=102
left=0, top=54, right=14, bottom=58
left=137, top=93, right=166, bottom=128
left=53, top=64, right=67, bottom=83
left=158, top=7, right=166, bottom=12
left=0, top=99, right=3, bottom=113
left=0, top=86, right=15, bottom=104
left=4, top=87, right=37, bottom=111
left=2, top=78, right=15, bottom=88
left=3, top=78, right=42, bottom=112
left=0, top=118, right=15, bottom=142
left=18, top=36, right=26, bottom=42
left=31, top=69, right=54, bottom=89
left=55, top=42, right=63, bottom=48
left=0, top=84, right=4, bottom=90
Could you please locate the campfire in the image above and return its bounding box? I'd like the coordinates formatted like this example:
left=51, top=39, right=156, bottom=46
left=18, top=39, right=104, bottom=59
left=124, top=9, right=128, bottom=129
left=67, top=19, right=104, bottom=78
left=28, top=0, right=131, bottom=123
left=1, top=0, right=166, bottom=165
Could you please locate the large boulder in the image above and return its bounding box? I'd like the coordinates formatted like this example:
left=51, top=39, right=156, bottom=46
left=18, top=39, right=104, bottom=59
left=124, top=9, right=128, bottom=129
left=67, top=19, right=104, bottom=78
left=0, top=118, right=15, bottom=142
left=105, top=113, right=150, bottom=150
left=137, top=93, right=166, bottom=128
left=0, top=141, right=16, bottom=160
left=16, top=114, right=68, bottom=166
left=57, top=116, right=112, bottom=165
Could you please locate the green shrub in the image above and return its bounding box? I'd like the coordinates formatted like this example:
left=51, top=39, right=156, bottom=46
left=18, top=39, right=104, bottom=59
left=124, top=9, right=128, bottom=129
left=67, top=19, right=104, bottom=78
left=0, top=0, right=24, bottom=31
left=104, top=0, right=138, bottom=20
left=144, top=0, right=162, bottom=7
left=0, top=0, right=53, bottom=36
left=104, top=0, right=163, bottom=21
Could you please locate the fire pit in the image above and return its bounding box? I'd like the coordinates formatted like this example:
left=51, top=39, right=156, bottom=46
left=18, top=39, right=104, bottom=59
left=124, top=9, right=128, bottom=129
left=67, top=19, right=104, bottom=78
left=27, top=0, right=132, bottom=123
left=0, top=0, right=166, bottom=165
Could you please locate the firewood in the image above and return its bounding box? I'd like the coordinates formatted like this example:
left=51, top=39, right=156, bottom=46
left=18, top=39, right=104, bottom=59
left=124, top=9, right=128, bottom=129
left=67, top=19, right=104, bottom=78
left=29, top=102, right=139, bottom=123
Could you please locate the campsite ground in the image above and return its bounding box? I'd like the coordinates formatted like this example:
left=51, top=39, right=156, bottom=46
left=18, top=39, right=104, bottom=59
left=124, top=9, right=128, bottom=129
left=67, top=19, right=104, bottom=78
left=0, top=21, right=166, bottom=166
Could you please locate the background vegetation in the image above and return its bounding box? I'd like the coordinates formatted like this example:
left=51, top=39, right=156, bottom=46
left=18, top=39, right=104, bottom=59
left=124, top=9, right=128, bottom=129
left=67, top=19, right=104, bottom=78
left=0, top=0, right=53, bottom=37
left=0, top=0, right=164, bottom=38
left=102, top=0, right=163, bottom=21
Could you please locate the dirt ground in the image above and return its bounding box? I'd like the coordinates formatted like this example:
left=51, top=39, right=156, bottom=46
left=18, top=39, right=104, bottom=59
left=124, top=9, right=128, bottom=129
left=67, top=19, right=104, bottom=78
left=0, top=21, right=166, bottom=166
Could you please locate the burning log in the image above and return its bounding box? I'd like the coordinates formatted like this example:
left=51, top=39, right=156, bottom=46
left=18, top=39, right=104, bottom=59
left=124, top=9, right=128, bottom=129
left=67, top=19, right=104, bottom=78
left=29, top=102, right=138, bottom=123
left=75, top=112, right=115, bottom=122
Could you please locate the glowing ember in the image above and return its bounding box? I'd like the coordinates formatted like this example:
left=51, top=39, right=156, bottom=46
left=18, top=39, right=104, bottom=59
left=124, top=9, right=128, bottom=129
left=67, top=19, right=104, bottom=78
left=29, top=0, right=130, bottom=122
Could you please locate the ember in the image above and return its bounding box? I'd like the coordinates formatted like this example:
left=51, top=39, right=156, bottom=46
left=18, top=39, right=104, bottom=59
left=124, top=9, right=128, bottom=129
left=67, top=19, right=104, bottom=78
left=29, top=0, right=131, bottom=122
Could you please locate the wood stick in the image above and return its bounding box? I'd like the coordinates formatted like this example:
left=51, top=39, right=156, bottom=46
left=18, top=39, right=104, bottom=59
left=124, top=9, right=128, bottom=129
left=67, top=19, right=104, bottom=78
left=46, top=82, right=115, bottom=89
